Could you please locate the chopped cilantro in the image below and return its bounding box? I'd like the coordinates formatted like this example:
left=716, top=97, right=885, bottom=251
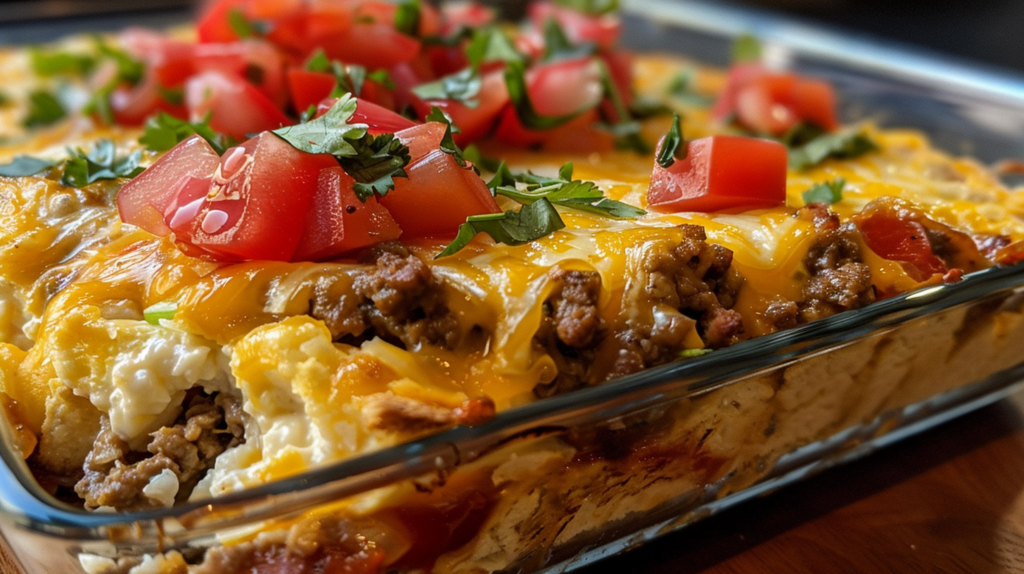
left=95, top=38, right=145, bottom=86
left=0, top=156, right=57, bottom=177
left=139, top=113, right=236, bottom=155
left=595, top=59, right=649, bottom=153
left=541, top=17, right=596, bottom=62
left=339, top=133, right=411, bottom=201
left=228, top=9, right=268, bottom=38
left=23, top=90, right=67, bottom=128
left=628, top=96, right=672, bottom=119
left=304, top=49, right=331, bottom=73
left=30, top=49, right=96, bottom=77
left=462, top=144, right=503, bottom=172
left=504, top=60, right=583, bottom=131
left=656, top=114, right=686, bottom=168
left=436, top=198, right=566, bottom=258
left=412, top=67, right=482, bottom=107
left=61, top=139, right=144, bottom=187
left=273, top=93, right=368, bottom=156
left=802, top=178, right=846, bottom=205
left=788, top=130, right=878, bottom=170
left=665, top=69, right=715, bottom=107
left=732, top=34, right=763, bottom=63
left=394, top=0, right=421, bottom=36
left=465, top=27, right=525, bottom=68
left=489, top=161, right=646, bottom=219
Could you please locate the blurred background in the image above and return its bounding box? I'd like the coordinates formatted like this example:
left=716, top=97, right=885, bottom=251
left=0, top=0, right=1022, bottom=77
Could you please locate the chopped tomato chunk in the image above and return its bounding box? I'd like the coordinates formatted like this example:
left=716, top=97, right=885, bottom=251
left=292, top=167, right=402, bottom=261
left=528, top=1, right=621, bottom=50
left=381, top=123, right=501, bottom=238
left=857, top=213, right=947, bottom=282
left=714, top=65, right=839, bottom=136
left=288, top=69, right=337, bottom=113
left=413, top=70, right=509, bottom=145
left=314, top=97, right=417, bottom=135
left=647, top=135, right=788, bottom=212
left=185, top=70, right=291, bottom=139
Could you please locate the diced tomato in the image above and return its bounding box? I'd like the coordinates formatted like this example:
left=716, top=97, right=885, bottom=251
left=120, top=28, right=196, bottom=88
left=856, top=212, right=948, bottom=282
left=493, top=57, right=603, bottom=148
left=196, top=0, right=246, bottom=43
left=314, top=97, right=417, bottom=135
left=426, top=45, right=471, bottom=78
left=600, top=50, right=634, bottom=111
left=287, top=69, right=337, bottom=113
left=109, top=76, right=188, bottom=126
left=440, top=2, right=495, bottom=36
left=713, top=65, right=839, bottom=136
left=117, top=136, right=222, bottom=236
left=413, top=70, right=509, bottom=145
left=185, top=70, right=291, bottom=139
left=264, top=3, right=354, bottom=60
left=157, top=133, right=336, bottom=261
left=647, top=135, right=788, bottom=212
left=381, top=123, right=501, bottom=238
left=323, top=21, right=421, bottom=70
left=528, top=1, right=621, bottom=50
left=292, top=166, right=402, bottom=261
left=192, top=40, right=287, bottom=107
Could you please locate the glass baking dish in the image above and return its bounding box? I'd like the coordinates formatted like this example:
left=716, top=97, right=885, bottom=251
left=3, top=1, right=1024, bottom=572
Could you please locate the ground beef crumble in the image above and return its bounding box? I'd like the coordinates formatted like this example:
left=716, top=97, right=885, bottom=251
left=74, top=392, right=244, bottom=511
left=795, top=203, right=875, bottom=323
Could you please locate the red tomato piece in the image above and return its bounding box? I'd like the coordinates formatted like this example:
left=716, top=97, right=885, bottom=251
left=857, top=213, right=947, bottom=281
left=165, top=133, right=338, bottom=261
left=185, top=70, right=291, bottom=139
left=413, top=70, right=509, bottom=145
left=647, top=135, right=788, bottom=213
left=381, top=123, right=501, bottom=238
left=714, top=65, right=839, bottom=136
left=315, top=97, right=417, bottom=135
left=292, top=166, right=402, bottom=261
left=120, top=28, right=196, bottom=88
left=528, top=1, right=621, bottom=50
left=440, top=2, right=495, bottom=36
left=192, top=40, right=287, bottom=108
left=117, top=136, right=222, bottom=236
left=109, top=76, right=188, bottom=126
left=196, top=0, right=246, bottom=43
left=323, top=22, right=420, bottom=71
left=287, top=69, right=337, bottom=113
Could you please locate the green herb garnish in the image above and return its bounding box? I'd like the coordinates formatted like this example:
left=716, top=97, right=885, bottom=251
left=394, top=0, right=421, bottom=36
left=801, top=178, right=846, bottom=205
left=437, top=198, right=565, bottom=258
left=656, top=114, right=686, bottom=168
left=61, top=139, right=144, bottom=187
left=0, top=156, right=57, bottom=177
left=412, top=67, right=482, bottom=107
left=139, top=113, right=236, bottom=155
left=23, top=90, right=67, bottom=128
left=143, top=301, right=178, bottom=325
left=788, top=130, right=878, bottom=170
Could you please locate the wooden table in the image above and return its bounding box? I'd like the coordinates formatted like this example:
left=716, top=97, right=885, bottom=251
left=584, top=389, right=1024, bottom=574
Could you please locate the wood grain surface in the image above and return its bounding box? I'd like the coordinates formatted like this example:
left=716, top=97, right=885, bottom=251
left=585, top=389, right=1024, bottom=574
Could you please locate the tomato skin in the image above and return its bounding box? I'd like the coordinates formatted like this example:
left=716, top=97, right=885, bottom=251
left=528, top=1, right=621, bottom=50
left=192, top=40, right=287, bottom=108
left=647, top=135, right=788, bottom=213
left=292, top=167, right=402, bottom=261
left=713, top=65, right=839, bottom=136
left=168, top=133, right=338, bottom=261
left=185, top=70, right=291, bottom=139
left=196, top=0, right=246, bottom=43
left=324, top=22, right=421, bottom=70
left=413, top=70, right=509, bottom=145
left=314, top=97, right=417, bottom=135
left=117, top=136, right=222, bottom=236
left=109, top=76, right=188, bottom=126
left=857, top=214, right=946, bottom=281
left=381, top=123, right=501, bottom=238
left=288, top=69, right=337, bottom=113
left=120, top=28, right=196, bottom=88
left=440, top=2, right=495, bottom=36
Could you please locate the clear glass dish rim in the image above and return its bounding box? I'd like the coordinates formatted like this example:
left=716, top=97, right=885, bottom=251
left=0, top=0, right=1023, bottom=544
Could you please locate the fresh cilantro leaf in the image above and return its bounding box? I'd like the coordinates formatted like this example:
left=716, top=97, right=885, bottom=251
left=629, top=95, right=672, bottom=119
left=802, top=178, right=846, bottom=205
left=61, top=139, right=144, bottom=187
left=95, top=38, right=145, bottom=86
left=552, top=0, right=619, bottom=15
left=339, top=133, right=411, bottom=201
left=436, top=198, right=566, bottom=258
left=780, top=122, right=826, bottom=147
left=304, top=49, right=331, bottom=73
left=595, top=60, right=649, bottom=153
left=0, top=156, right=57, bottom=177
left=273, top=93, right=368, bottom=156
left=504, top=61, right=582, bottom=131
left=228, top=9, right=268, bottom=38
left=732, top=34, right=763, bottom=63
left=541, top=17, right=595, bottom=62
left=143, top=301, right=177, bottom=325
left=30, top=49, right=96, bottom=77
left=23, top=90, right=67, bottom=128
left=425, top=107, right=460, bottom=132
left=491, top=161, right=646, bottom=219
left=656, top=114, right=686, bottom=168
left=465, top=27, right=525, bottom=68
left=789, top=130, right=878, bottom=170
left=463, top=144, right=503, bottom=173
left=424, top=107, right=468, bottom=166
left=156, top=86, right=185, bottom=106
left=394, top=0, right=421, bottom=37
left=412, top=67, right=482, bottom=107
left=139, top=113, right=236, bottom=155
left=665, top=69, right=715, bottom=107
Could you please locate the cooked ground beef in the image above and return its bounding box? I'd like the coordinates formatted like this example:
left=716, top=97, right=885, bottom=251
left=75, top=392, right=244, bottom=511
left=536, top=224, right=745, bottom=395
left=797, top=203, right=875, bottom=322
left=306, top=242, right=460, bottom=350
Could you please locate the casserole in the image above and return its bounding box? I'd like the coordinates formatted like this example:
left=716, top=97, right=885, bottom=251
left=1, top=1, right=1024, bottom=572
